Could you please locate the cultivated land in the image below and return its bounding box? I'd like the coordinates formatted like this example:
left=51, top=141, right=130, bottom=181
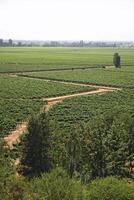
left=0, top=47, right=133, bottom=135
left=49, top=89, right=134, bottom=131
left=0, top=47, right=134, bottom=72
left=23, top=66, right=134, bottom=88
left=0, top=47, right=133, bottom=137
left=0, top=75, right=94, bottom=136
left=0, top=47, right=134, bottom=199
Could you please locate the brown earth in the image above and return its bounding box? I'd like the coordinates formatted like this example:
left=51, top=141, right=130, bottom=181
left=44, top=88, right=116, bottom=104
left=4, top=122, right=27, bottom=149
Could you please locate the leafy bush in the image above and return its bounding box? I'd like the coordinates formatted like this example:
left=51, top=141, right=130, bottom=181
left=28, top=168, right=87, bottom=200
left=88, top=177, right=134, bottom=200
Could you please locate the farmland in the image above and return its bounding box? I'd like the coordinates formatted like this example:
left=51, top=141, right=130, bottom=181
left=23, top=66, right=134, bottom=88
left=0, top=99, right=42, bottom=136
left=0, top=75, right=93, bottom=136
left=0, top=47, right=134, bottom=72
left=0, top=47, right=133, bottom=136
left=49, top=89, right=134, bottom=131
left=0, top=47, right=134, bottom=199
left=0, top=75, right=92, bottom=99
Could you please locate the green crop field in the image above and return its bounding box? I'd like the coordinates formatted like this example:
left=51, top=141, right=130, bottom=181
left=23, top=66, right=134, bottom=88
left=0, top=75, right=92, bottom=99
left=0, top=47, right=134, bottom=198
left=49, top=89, right=134, bottom=132
left=0, top=99, right=42, bottom=136
left=0, top=47, right=133, bottom=136
left=0, top=47, right=134, bottom=72
left=0, top=75, right=93, bottom=136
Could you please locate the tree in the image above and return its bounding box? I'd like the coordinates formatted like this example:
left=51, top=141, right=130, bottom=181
left=83, top=114, right=129, bottom=179
left=21, top=113, right=51, bottom=177
left=113, top=53, right=121, bottom=68
left=65, top=124, right=84, bottom=178
left=51, top=112, right=133, bottom=182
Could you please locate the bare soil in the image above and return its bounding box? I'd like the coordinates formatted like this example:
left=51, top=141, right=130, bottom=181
left=44, top=88, right=116, bottom=105
left=4, top=122, right=27, bottom=149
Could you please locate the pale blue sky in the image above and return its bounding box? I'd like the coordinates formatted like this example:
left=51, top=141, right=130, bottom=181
left=0, top=0, right=134, bottom=41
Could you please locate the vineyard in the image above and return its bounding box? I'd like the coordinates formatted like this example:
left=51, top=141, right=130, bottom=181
left=23, top=66, right=134, bottom=88
left=0, top=47, right=133, bottom=136
left=49, top=89, right=134, bottom=131
left=0, top=47, right=134, bottom=199
left=0, top=75, right=93, bottom=136
left=0, top=99, right=42, bottom=136
left=0, top=75, right=92, bottom=99
left=0, top=47, right=134, bottom=72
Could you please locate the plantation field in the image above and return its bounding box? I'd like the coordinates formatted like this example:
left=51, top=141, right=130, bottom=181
left=49, top=89, right=134, bottom=131
left=0, top=99, right=42, bottom=136
left=23, top=66, right=134, bottom=88
left=0, top=75, right=93, bottom=136
left=0, top=47, right=134, bottom=195
left=0, top=47, right=134, bottom=72
left=0, top=47, right=133, bottom=136
left=0, top=76, right=92, bottom=99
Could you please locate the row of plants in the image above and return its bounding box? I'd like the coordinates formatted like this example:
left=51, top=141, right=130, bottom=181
left=0, top=75, right=94, bottom=136
left=23, top=66, right=134, bottom=88
left=49, top=89, right=134, bottom=132
left=0, top=99, right=43, bottom=136
left=0, top=76, right=93, bottom=99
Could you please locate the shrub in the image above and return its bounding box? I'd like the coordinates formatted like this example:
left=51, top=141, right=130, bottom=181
left=28, top=168, right=88, bottom=200
left=88, top=177, right=134, bottom=200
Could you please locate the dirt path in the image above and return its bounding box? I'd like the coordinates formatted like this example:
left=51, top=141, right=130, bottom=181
left=44, top=88, right=117, bottom=113
left=45, top=100, right=63, bottom=112
left=4, top=122, right=27, bottom=149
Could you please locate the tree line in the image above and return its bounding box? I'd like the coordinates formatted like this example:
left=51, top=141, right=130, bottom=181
left=20, top=111, right=133, bottom=181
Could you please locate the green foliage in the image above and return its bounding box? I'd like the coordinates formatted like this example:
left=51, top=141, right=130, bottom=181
left=88, top=177, right=134, bottom=200
left=0, top=76, right=92, bottom=99
left=21, top=113, right=51, bottom=177
left=50, top=112, right=134, bottom=181
left=0, top=75, right=92, bottom=136
left=0, top=47, right=134, bottom=199
left=0, top=139, right=133, bottom=200
left=28, top=168, right=87, bottom=200
left=26, top=67, right=134, bottom=88
left=49, top=89, right=134, bottom=132
left=0, top=99, right=42, bottom=136
left=82, top=113, right=131, bottom=179
left=0, top=140, right=14, bottom=200
left=0, top=47, right=134, bottom=72
left=113, top=53, right=121, bottom=68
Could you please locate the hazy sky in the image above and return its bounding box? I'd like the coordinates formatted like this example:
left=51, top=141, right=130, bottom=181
left=0, top=0, right=134, bottom=41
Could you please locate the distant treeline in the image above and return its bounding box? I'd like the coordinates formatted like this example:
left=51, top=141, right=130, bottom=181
left=0, top=39, right=134, bottom=47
